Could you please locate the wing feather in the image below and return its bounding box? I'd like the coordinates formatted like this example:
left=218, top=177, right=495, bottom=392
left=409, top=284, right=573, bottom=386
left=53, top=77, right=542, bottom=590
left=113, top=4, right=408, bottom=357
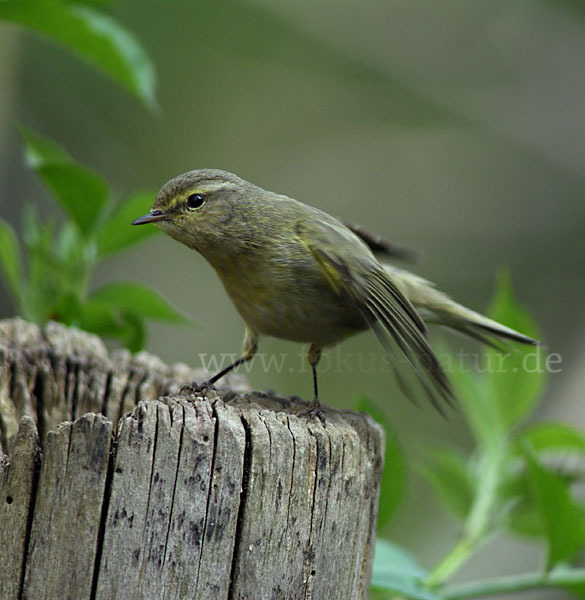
left=341, top=220, right=417, bottom=262
left=299, top=220, right=455, bottom=412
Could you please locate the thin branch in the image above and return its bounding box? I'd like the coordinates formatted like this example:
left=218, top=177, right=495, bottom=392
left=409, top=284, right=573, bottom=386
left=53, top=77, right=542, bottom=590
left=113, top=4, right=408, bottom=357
left=442, top=568, right=585, bottom=599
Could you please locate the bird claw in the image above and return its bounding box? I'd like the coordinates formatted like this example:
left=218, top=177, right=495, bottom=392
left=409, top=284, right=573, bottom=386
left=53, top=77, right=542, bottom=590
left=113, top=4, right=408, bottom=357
left=180, top=380, right=216, bottom=396
left=298, top=400, right=326, bottom=424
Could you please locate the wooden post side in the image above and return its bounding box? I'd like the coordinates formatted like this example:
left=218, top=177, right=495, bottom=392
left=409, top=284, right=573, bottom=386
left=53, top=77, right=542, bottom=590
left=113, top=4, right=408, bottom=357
left=0, top=319, right=384, bottom=600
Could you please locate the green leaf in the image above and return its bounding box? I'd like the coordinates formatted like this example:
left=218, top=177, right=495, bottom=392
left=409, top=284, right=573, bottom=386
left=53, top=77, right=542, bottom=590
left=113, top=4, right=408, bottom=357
left=369, top=589, right=394, bottom=600
left=355, top=396, right=405, bottom=530
left=564, top=575, right=585, bottom=600
left=21, top=208, right=62, bottom=323
left=523, top=446, right=585, bottom=568
left=97, top=190, right=158, bottom=257
left=507, top=502, right=548, bottom=538
left=36, top=164, right=109, bottom=236
left=502, top=469, right=549, bottom=538
left=445, top=272, right=546, bottom=446
left=503, top=452, right=585, bottom=539
left=420, top=448, right=475, bottom=520
left=520, top=423, right=585, bottom=456
left=485, top=270, right=545, bottom=428
left=79, top=300, right=146, bottom=351
left=20, top=128, right=110, bottom=236
left=372, top=539, right=444, bottom=600
left=487, top=270, right=540, bottom=342
left=56, top=220, right=96, bottom=270
left=49, top=290, right=83, bottom=325
left=70, top=0, right=113, bottom=6
left=78, top=298, right=118, bottom=333
left=20, top=125, right=71, bottom=168
left=0, top=1, right=157, bottom=109
left=0, top=219, right=22, bottom=301
left=444, top=352, right=505, bottom=448
left=117, top=311, right=146, bottom=352
left=90, top=282, right=188, bottom=322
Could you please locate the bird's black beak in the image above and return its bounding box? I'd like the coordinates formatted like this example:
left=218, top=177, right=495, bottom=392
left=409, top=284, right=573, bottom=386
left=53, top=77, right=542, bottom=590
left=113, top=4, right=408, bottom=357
left=131, top=210, right=168, bottom=225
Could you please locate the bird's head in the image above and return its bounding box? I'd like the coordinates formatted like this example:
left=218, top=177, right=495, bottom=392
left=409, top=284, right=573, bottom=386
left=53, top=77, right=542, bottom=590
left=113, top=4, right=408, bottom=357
left=132, top=169, right=258, bottom=258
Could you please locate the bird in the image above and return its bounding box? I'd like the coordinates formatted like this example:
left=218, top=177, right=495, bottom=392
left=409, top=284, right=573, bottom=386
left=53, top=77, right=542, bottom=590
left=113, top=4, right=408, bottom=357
left=132, top=169, right=538, bottom=415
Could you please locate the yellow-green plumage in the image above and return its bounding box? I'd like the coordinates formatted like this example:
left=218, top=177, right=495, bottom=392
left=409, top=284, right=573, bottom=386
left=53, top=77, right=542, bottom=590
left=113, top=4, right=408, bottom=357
left=132, top=169, right=538, bottom=413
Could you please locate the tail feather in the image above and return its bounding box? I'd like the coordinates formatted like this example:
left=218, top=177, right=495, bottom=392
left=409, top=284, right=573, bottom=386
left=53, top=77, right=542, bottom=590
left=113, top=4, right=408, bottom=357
left=384, top=265, right=540, bottom=347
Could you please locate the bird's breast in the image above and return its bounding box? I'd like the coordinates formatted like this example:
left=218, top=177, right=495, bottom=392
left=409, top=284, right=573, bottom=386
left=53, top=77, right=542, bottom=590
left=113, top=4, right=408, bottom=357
left=215, top=252, right=366, bottom=346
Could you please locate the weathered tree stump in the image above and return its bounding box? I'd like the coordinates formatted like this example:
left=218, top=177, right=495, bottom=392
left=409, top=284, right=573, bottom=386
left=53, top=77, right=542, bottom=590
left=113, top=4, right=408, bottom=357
left=0, top=318, right=385, bottom=599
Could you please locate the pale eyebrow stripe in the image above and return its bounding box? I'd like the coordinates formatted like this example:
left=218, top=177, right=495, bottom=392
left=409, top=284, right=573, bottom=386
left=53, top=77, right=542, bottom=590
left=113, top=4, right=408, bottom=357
left=202, top=181, right=236, bottom=193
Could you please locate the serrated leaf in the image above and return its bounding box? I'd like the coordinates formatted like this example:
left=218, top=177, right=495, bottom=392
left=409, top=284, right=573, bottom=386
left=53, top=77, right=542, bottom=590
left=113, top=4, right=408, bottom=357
left=371, top=539, right=444, bottom=600
left=90, top=282, right=188, bottom=323
left=485, top=270, right=545, bottom=428
left=0, top=0, right=157, bottom=109
left=355, top=396, right=405, bottom=529
left=0, top=219, right=22, bottom=301
left=503, top=457, right=585, bottom=540
left=524, top=446, right=585, bottom=568
left=36, top=163, right=109, bottom=236
left=97, top=190, right=158, bottom=257
left=420, top=448, right=475, bottom=520
left=520, top=423, right=585, bottom=456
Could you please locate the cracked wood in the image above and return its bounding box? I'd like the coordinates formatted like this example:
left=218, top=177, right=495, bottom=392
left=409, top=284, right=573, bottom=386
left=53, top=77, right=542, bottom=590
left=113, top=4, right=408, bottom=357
left=0, top=319, right=384, bottom=599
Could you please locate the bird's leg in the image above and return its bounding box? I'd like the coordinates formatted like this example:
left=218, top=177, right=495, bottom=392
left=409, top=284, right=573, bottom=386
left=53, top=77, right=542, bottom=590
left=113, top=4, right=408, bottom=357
left=183, top=328, right=258, bottom=394
left=301, top=345, right=325, bottom=420
left=309, top=346, right=321, bottom=407
left=205, top=327, right=258, bottom=386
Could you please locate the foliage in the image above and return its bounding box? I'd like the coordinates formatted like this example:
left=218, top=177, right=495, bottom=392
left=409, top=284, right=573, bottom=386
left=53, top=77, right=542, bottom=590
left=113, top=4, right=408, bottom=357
left=369, top=274, right=585, bottom=599
left=0, top=2, right=185, bottom=351
left=0, top=129, right=187, bottom=351
left=0, top=0, right=157, bottom=109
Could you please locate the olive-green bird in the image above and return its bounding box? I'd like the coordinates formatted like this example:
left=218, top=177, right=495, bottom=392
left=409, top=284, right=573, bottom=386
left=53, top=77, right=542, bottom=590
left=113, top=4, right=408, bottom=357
left=132, top=169, right=538, bottom=414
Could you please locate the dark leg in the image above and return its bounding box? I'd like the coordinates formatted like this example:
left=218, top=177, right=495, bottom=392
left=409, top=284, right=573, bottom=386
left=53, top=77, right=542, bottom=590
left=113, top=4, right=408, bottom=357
left=183, top=327, right=258, bottom=393
left=205, top=354, right=250, bottom=385
left=311, top=356, right=319, bottom=405
left=301, top=345, right=324, bottom=420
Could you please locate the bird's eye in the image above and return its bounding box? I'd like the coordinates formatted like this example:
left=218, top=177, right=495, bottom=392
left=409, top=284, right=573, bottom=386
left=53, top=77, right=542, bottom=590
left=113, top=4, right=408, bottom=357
left=187, top=193, right=205, bottom=210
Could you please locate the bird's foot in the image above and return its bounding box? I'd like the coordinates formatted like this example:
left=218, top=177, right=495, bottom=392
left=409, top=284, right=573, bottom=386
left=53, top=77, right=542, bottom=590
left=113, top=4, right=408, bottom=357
left=299, top=399, right=326, bottom=424
left=180, top=380, right=216, bottom=396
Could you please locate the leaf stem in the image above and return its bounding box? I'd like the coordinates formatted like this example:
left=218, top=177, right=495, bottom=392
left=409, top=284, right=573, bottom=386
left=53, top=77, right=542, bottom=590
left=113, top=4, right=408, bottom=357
left=425, top=536, right=478, bottom=589
left=442, top=568, right=585, bottom=599
left=426, top=444, right=506, bottom=587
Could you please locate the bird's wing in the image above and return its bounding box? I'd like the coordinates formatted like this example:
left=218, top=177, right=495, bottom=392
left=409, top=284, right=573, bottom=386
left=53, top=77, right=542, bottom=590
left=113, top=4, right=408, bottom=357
left=297, top=220, right=454, bottom=413
left=339, top=219, right=418, bottom=262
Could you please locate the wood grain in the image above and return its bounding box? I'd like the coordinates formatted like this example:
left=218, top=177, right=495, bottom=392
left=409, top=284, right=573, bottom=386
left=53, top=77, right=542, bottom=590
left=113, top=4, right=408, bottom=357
left=0, top=319, right=384, bottom=599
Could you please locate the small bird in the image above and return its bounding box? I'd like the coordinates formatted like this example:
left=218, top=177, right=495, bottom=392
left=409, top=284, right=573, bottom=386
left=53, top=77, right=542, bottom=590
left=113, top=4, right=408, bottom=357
left=132, top=169, right=538, bottom=414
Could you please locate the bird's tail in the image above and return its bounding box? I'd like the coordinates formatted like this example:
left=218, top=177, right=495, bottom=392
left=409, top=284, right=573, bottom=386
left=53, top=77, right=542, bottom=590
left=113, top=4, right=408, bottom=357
left=383, top=265, right=539, bottom=347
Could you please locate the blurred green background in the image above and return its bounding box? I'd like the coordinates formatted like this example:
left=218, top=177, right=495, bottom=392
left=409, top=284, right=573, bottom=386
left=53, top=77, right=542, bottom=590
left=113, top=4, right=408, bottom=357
left=1, top=1, right=584, bottom=596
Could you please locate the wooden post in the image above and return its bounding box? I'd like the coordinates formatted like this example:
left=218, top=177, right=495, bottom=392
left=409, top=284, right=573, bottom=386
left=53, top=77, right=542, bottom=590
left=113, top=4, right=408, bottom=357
left=0, top=318, right=384, bottom=599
